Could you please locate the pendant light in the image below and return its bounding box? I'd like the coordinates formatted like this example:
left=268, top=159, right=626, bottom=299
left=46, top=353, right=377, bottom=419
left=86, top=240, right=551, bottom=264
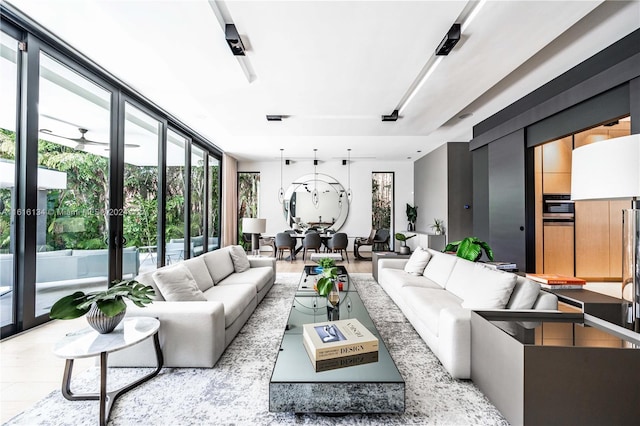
left=277, top=148, right=285, bottom=203
left=347, top=148, right=353, bottom=203
left=312, top=149, right=320, bottom=208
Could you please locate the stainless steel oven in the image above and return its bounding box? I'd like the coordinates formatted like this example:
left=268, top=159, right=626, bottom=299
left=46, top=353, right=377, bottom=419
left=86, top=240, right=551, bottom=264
left=543, top=194, right=574, bottom=224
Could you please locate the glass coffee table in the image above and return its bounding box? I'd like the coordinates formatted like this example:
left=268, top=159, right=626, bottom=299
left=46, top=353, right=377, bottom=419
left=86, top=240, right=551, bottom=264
left=269, top=265, right=405, bottom=414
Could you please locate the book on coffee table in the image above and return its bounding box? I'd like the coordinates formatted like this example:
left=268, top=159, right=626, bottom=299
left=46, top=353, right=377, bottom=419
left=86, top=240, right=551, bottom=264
left=302, top=318, right=378, bottom=367
left=526, top=273, right=586, bottom=289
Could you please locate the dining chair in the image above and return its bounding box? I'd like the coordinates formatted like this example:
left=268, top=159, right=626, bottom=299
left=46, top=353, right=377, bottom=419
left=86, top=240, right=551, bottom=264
left=327, top=232, right=349, bottom=263
left=373, top=229, right=390, bottom=251
left=275, top=232, right=296, bottom=261
left=302, top=232, right=322, bottom=261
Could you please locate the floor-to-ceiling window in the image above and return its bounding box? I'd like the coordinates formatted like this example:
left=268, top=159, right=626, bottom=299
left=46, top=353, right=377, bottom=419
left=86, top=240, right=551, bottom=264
left=372, top=172, right=394, bottom=249
left=0, top=12, right=223, bottom=338
left=237, top=172, right=260, bottom=249
left=0, top=31, right=18, bottom=329
left=35, top=52, right=113, bottom=316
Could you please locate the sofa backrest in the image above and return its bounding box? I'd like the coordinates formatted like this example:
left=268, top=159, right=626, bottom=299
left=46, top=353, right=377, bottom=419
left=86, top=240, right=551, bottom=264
left=202, top=247, right=235, bottom=284
left=422, top=249, right=457, bottom=288
left=443, top=256, right=477, bottom=300
left=506, top=276, right=542, bottom=310
left=182, top=256, right=214, bottom=292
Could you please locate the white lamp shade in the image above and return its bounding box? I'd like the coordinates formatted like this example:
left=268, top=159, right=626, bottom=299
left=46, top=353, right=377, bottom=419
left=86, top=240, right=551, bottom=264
left=242, top=218, right=266, bottom=234
left=571, top=134, right=640, bottom=200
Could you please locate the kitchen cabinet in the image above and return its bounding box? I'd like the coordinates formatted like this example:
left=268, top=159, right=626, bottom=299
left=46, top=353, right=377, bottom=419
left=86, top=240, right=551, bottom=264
left=542, top=137, right=572, bottom=194
left=543, top=224, right=574, bottom=276
left=575, top=199, right=630, bottom=279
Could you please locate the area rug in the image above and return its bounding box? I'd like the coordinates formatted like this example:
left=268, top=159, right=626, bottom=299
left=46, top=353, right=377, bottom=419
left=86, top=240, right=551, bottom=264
left=6, top=273, right=507, bottom=425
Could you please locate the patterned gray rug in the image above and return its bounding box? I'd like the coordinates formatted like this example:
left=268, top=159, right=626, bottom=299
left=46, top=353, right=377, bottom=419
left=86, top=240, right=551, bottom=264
left=6, top=273, right=507, bottom=425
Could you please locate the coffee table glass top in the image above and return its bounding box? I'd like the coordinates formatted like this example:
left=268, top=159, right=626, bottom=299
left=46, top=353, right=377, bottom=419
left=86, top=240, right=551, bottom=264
left=271, top=266, right=403, bottom=383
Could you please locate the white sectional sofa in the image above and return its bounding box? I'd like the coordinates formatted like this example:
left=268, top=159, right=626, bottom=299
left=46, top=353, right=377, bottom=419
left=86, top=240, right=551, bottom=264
left=108, top=245, right=275, bottom=368
left=377, top=247, right=558, bottom=379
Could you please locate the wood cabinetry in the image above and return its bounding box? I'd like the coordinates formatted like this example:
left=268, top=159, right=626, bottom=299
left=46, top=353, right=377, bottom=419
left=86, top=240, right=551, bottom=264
left=575, top=199, right=631, bottom=279
left=542, top=137, right=572, bottom=194
left=543, top=224, right=574, bottom=276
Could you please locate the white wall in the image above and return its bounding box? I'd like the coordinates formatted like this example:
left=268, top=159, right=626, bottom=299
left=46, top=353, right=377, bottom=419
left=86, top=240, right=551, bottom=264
left=238, top=158, right=414, bottom=250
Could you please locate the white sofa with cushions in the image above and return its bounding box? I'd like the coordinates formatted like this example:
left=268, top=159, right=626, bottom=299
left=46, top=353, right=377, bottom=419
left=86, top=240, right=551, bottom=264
left=377, top=247, right=558, bottom=379
left=108, top=245, right=275, bottom=368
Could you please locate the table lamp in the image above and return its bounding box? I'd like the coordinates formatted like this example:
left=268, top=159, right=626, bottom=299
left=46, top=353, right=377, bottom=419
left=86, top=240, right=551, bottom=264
left=571, top=133, right=640, bottom=332
left=242, top=218, right=266, bottom=256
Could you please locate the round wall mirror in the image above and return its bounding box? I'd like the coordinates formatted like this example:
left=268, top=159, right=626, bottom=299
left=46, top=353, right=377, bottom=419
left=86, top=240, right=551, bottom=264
left=282, top=173, right=349, bottom=231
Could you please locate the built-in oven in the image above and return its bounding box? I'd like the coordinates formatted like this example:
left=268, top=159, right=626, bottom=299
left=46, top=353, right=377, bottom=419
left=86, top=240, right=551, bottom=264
left=542, top=194, right=574, bottom=224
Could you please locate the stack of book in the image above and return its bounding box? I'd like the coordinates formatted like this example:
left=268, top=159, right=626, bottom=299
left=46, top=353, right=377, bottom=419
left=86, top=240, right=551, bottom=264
left=302, top=318, right=379, bottom=372
left=525, top=273, right=586, bottom=289
left=483, top=261, right=518, bottom=272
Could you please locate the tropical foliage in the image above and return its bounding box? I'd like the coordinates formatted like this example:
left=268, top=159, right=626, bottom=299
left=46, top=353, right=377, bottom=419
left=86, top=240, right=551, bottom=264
left=444, top=237, right=494, bottom=262
left=372, top=173, right=392, bottom=231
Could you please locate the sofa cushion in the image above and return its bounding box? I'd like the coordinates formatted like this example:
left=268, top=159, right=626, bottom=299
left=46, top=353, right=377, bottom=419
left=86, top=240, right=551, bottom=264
left=422, top=251, right=457, bottom=288
left=506, top=277, right=541, bottom=310
left=229, top=245, right=251, bottom=273
left=402, top=286, right=463, bottom=337
left=182, top=257, right=214, bottom=293
left=218, top=266, right=273, bottom=294
left=152, top=264, right=207, bottom=301
left=203, top=284, right=256, bottom=328
left=202, top=248, right=235, bottom=284
left=379, top=268, right=443, bottom=290
left=404, top=247, right=432, bottom=276
left=443, top=258, right=477, bottom=300
left=460, top=264, right=517, bottom=309
left=135, top=270, right=165, bottom=301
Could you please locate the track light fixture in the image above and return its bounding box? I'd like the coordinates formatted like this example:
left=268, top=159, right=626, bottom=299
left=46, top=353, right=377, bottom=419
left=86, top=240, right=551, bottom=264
left=266, top=115, right=283, bottom=121
left=435, top=23, right=461, bottom=56
left=381, top=110, right=399, bottom=122
left=225, top=24, right=246, bottom=56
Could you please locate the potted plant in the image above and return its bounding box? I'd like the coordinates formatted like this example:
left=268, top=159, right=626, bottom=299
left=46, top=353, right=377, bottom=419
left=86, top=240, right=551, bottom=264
left=395, top=232, right=416, bottom=255
left=50, top=279, right=156, bottom=334
left=430, top=218, right=444, bottom=235
left=444, top=237, right=494, bottom=262
left=406, top=203, right=418, bottom=231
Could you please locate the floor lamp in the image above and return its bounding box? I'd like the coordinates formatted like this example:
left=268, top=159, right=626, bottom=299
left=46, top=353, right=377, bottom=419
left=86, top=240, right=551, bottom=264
left=242, top=218, right=266, bottom=256
left=571, top=133, right=640, bottom=332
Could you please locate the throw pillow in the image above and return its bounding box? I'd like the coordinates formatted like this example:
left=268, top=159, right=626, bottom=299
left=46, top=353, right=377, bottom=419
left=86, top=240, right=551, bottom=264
left=229, top=245, right=251, bottom=273
left=152, top=264, right=207, bottom=301
left=461, top=263, right=517, bottom=309
left=403, top=247, right=432, bottom=276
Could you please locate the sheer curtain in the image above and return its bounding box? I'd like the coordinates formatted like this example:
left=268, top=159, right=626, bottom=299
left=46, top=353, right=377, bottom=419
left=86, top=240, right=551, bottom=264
left=222, top=153, right=238, bottom=247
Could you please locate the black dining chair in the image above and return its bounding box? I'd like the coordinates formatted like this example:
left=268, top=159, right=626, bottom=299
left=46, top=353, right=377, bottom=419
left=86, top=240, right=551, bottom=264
left=373, top=229, right=390, bottom=251
left=275, top=232, right=296, bottom=261
left=302, top=232, right=322, bottom=261
left=327, top=232, right=349, bottom=263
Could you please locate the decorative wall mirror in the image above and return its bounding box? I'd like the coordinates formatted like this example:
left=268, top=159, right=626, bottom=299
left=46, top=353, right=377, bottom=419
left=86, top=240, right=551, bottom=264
left=282, top=173, right=349, bottom=231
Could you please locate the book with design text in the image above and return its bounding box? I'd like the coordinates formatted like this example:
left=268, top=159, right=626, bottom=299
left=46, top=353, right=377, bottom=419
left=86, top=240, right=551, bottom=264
left=302, top=318, right=378, bottom=363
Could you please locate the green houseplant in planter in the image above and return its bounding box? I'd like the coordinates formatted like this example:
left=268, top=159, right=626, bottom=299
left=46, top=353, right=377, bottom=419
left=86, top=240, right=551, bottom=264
left=50, top=279, right=155, bottom=334
left=395, top=233, right=416, bottom=255
left=444, top=237, right=494, bottom=262
left=430, top=218, right=444, bottom=235
left=406, top=204, right=418, bottom=231
left=315, top=266, right=341, bottom=320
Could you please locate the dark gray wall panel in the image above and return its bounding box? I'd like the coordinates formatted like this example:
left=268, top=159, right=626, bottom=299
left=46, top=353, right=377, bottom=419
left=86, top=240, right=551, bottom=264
left=488, top=129, right=526, bottom=268
left=526, top=84, right=630, bottom=147
left=472, top=146, right=490, bottom=244
left=447, top=143, right=473, bottom=242
left=632, top=77, right=640, bottom=134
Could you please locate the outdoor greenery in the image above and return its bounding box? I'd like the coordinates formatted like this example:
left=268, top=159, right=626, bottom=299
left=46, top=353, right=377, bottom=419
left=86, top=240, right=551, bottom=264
left=238, top=172, right=260, bottom=249
left=0, top=128, right=220, bottom=254
left=372, top=172, right=392, bottom=231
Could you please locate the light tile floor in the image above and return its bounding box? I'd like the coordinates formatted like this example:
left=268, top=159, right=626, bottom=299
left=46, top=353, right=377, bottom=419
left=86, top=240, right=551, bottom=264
left=0, top=255, right=625, bottom=423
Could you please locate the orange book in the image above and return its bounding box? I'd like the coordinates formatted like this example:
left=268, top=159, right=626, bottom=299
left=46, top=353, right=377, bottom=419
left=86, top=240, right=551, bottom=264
left=525, top=273, right=586, bottom=285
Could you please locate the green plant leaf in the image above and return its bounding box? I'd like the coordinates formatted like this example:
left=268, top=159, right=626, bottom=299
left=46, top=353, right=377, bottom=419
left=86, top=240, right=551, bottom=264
left=96, top=298, right=127, bottom=317
left=50, top=292, right=90, bottom=320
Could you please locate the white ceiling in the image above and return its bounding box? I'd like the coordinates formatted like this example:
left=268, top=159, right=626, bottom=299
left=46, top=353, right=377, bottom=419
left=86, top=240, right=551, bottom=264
left=6, top=0, right=640, bottom=162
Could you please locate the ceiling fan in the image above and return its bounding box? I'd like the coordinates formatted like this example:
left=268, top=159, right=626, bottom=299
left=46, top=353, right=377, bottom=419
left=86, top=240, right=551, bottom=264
left=40, top=128, right=139, bottom=150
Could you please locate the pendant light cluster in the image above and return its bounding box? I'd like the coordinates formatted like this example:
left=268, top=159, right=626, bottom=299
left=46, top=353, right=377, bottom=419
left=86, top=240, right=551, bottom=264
left=346, top=148, right=353, bottom=203
left=277, top=148, right=285, bottom=203
left=312, top=148, right=320, bottom=208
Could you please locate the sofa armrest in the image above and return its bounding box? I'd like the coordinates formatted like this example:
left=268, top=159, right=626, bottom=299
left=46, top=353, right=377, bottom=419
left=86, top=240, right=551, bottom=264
left=378, top=258, right=409, bottom=270
left=108, top=300, right=226, bottom=368
left=532, top=291, right=558, bottom=310
left=249, top=256, right=276, bottom=271
left=438, top=307, right=472, bottom=379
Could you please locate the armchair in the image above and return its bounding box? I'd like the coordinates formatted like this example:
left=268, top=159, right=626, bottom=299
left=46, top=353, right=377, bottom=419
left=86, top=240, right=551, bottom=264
left=354, top=228, right=376, bottom=260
